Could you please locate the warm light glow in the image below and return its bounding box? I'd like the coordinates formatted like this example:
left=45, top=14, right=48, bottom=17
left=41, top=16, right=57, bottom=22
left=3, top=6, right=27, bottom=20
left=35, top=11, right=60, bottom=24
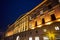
left=29, top=37, right=32, bottom=40
left=35, top=37, right=39, bottom=40
left=43, top=36, right=49, bottom=40
left=55, top=26, right=59, bottom=30
left=37, top=25, right=42, bottom=27
left=56, top=19, right=60, bottom=21
left=16, top=36, right=20, bottom=40
left=59, top=0, right=60, bottom=3
left=6, top=31, right=13, bottom=37
left=47, top=32, right=55, bottom=39
left=43, top=29, right=47, bottom=32
left=45, top=22, right=52, bottom=25
left=40, top=10, right=43, bottom=14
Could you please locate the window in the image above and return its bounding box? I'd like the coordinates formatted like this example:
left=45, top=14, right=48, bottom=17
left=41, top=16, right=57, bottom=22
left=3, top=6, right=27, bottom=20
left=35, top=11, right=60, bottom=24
left=29, top=37, right=32, bottom=40
left=48, top=5, right=52, bottom=10
left=51, top=14, right=56, bottom=21
left=35, top=30, right=38, bottom=33
left=42, top=18, right=45, bottom=24
left=35, top=21, right=37, bottom=26
left=48, top=4, right=52, bottom=9
left=30, top=17, right=32, bottom=20
left=35, top=37, right=39, bottom=40
left=55, top=26, right=59, bottom=30
left=16, top=36, right=20, bottom=40
left=43, top=36, right=49, bottom=40
left=51, top=0, right=59, bottom=7
left=43, top=5, right=48, bottom=12
left=40, top=10, right=43, bottom=14
left=29, top=24, right=32, bottom=29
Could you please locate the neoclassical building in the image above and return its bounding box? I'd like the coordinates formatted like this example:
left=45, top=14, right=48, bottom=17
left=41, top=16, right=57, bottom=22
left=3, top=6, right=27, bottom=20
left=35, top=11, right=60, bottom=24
left=4, top=0, right=60, bottom=40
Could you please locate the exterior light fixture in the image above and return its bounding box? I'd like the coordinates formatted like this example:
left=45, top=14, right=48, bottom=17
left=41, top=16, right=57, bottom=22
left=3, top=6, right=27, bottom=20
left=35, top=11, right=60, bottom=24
left=43, top=29, right=47, bottom=32
left=37, top=25, right=42, bottom=27
left=55, top=26, right=59, bottom=30
left=45, top=22, right=52, bottom=25
left=16, top=36, right=20, bottom=40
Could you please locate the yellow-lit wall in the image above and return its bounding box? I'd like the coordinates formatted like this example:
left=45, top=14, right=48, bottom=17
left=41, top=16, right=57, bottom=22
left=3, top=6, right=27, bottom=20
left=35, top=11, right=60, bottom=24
left=6, top=31, right=13, bottom=37
left=5, top=1, right=60, bottom=37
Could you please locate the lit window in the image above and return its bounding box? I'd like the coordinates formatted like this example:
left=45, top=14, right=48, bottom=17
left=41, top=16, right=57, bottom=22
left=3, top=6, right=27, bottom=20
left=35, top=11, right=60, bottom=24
left=55, top=26, right=59, bottom=30
left=35, top=37, right=39, bottom=40
left=43, top=36, right=49, bottom=40
left=35, top=21, right=37, bottom=26
left=29, top=37, right=32, bottom=40
left=16, top=36, right=20, bottom=40
left=40, top=10, right=43, bottom=14
left=43, top=29, right=47, bottom=32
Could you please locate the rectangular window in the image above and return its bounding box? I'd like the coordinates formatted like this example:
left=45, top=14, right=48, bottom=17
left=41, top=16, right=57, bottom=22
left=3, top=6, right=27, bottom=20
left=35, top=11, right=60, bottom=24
left=48, top=4, right=52, bottom=10
left=40, top=10, right=43, bottom=14
left=29, top=37, right=32, bottom=40
left=35, top=37, right=39, bottom=40
left=42, top=18, right=45, bottom=24
left=51, top=14, right=56, bottom=21
left=29, top=17, right=32, bottom=20
left=35, top=21, right=37, bottom=26
left=43, top=36, right=49, bottom=40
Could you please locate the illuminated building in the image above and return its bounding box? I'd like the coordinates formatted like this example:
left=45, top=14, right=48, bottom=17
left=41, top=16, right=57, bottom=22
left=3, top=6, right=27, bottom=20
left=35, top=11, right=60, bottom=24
left=4, top=0, right=60, bottom=40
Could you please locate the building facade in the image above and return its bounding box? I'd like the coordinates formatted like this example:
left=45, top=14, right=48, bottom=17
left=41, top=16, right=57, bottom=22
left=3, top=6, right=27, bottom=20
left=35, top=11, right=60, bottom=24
left=4, top=0, right=60, bottom=40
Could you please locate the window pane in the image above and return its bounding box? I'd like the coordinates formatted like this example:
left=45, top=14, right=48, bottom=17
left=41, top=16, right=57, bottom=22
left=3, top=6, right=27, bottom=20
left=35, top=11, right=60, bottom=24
left=16, top=36, right=20, bottom=40
left=29, top=37, right=32, bottom=40
left=43, top=36, right=49, bottom=40
left=42, top=18, right=45, bottom=24
left=51, top=14, right=56, bottom=21
left=40, top=10, right=43, bottom=14
left=35, top=37, right=39, bottom=40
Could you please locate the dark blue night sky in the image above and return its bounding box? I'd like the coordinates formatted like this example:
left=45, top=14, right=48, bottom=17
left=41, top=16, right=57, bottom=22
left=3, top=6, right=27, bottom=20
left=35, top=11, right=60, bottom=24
left=0, top=0, right=42, bottom=32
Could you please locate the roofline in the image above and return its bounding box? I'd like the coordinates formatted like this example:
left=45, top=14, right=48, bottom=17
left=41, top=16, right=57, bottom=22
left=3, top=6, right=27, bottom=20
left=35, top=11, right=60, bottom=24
left=7, top=0, right=47, bottom=31
left=20, top=0, right=47, bottom=19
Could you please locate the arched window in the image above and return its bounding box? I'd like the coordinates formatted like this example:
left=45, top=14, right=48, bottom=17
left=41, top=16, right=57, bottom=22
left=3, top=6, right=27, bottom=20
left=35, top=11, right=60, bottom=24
left=35, top=21, right=37, bottom=26
left=51, top=14, right=56, bottom=21
left=42, top=18, right=45, bottom=24
left=16, top=36, right=20, bottom=40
